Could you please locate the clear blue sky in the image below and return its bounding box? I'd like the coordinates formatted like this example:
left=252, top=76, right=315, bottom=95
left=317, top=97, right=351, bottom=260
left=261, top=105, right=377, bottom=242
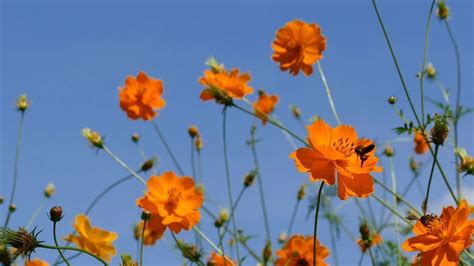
left=1, top=0, right=472, bottom=265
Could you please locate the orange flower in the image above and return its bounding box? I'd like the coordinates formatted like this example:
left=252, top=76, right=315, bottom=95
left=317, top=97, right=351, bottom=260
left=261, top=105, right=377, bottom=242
left=290, top=119, right=382, bottom=200
left=25, top=258, right=49, bottom=266
left=119, top=72, right=166, bottom=120
left=207, top=251, right=237, bottom=266
left=63, top=214, right=117, bottom=262
left=136, top=171, right=203, bottom=234
left=275, top=235, right=329, bottom=266
left=402, top=199, right=473, bottom=266
left=272, top=19, right=326, bottom=76
left=136, top=214, right=166, bottom=245
left=414, top=130, right=429, bottom=154
left=357, top=233, right=383, bottom=253
left=252, top=90, right=279, bottom=125
left=199, top=67, right=253, bottom=104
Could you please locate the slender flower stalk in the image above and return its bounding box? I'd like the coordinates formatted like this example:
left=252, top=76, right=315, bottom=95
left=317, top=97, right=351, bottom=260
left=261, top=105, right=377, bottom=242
left=373, top=178, right=421, bottom=216
left=389, top=156, right=401, bottom=265
left=151, top=121, right=185, bottom=175
left=313, top=182, right=325, bottom=266
left=422, top=145, right=439, bottom=214
left=53, top=222, right=70, bottom=266
left=367, top=247, right=376, bottom=266
left=139, top=220, right=147, bottom=266
left=221, top=107, right=240, bottom=262
left=371, top=194, right=412, bottom=226
left=286, top=200, right=300, bottom=236
left=248, top=128, right=271, bottom=242
left=4, top=112, right=25, bottom=228
left=328, top=223, right=339, bottom=266
left=102, top=145, right=147, bottom=185
left=220, top=187, right=246, bottom=241
left=445, top=20, right=462, bottom=200
left=26, top=200, right=46, bottom=229
left=192, top=226, right=223, bottom=256
left=170, top=233, right=204, bottom=266
left=39, top=244, right=108, bottom=265
left=316, top=62, right=341, bottom=125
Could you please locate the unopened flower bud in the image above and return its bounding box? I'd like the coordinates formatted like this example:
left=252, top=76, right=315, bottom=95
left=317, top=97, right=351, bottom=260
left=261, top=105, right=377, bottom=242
left=195, top=136, right=203, bottom=151
left=16, top=94, right=30, bottom=112
left=430, top=115, right=449, bottom=145
left=388, top=96, right=397, bottom=105
left=437, top=2, right=449, bottom=20
left=297, top=184, right=307, bottom=201
left=359, top=222, right=370, bottom=240
left=262, top=241, right=272, bottom=262
left=409, top=158, right=418, bottom=172
left=9, top=204, right=16, bottom=213
left=290, top=105, right=301, bottom=119
left=49, top=206, right=63, bottom=222
left=214, top=208, right=229, bottom=228
left=455, top=148, right=474, bottom=176
left=141, top=211, right=151, bottom=221
left=131, top=133, right=140, bottom=143
left=140, top=158, right=156, bottom=172
left=0, top=227, right=41, bottom=258
left=188, top=126, right=199, bottom=138
left=81, top=128, right=104, bottom=149
left=44, top=183, right=55, bottom=198
left=175, top=239, right=203, bottom=263
left=278, top=231, right=287, bottom=244
left=244, top=170, right=257, bottom=187
left=425, top=63, right=436, bottom=79
left=383, top=145, right=394, bottom=157
left=120, top=253, right=138, bottom=266
left=206, top=57, right=225, bottom=73
left=133, top=224, right=141, bottom=240
left=0, top=196, right=3, bottom=205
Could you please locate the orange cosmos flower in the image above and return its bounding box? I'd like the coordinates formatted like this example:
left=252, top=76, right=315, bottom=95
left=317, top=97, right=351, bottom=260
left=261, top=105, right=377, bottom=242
left=25, top=258, right=49, bottom=266
left=252, top=90, right=279, bottom=125
left=402, top=199, right=473, bottom=266
left=63, top=214, right=117, bottom=262
left=290, top=119, right=382, bottom=200
left=119, top=71, right=166, bottom=120
left=199, top=66, right=253, bottom=105
left=136, top=214, right=166, bottom=245
left=414, top=130, right=429, bottom=154
left=275, top=235, right=329, bottom=266
left=272, top=19, right=327, bottom=76
left=136, top=171, right=203, bottom=234
left=207, top=251, right=237, bottom=266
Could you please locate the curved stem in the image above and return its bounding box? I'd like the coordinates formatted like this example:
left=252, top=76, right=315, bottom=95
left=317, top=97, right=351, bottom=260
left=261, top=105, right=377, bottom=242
left=151, top=121, right=185, bottom=175
left=444, top=20, right=462, bottom=200
left=26, top=199, right=46, bottom=229
left=222, top=107, right=241, bottom=262
left=53, top=222, right=70, bottom=266
left=313, top=182, right=325, bottom=266
left=139, top=220, right=147, bottom=266
left=102, top=145, right=146, bottom=185
left=287, top=200, right=300, bottom=236
left=4, top=112, right=25, bottom=228
left=39, top=244, right=108, bottom=265
left=249, top=130, right=271, bottom=241
left=419, top=0, right=436, bottom=126
left=316, top=62, right=341, bottom=125
left=423, top=145, right=439, bottom=213
left=232, top=103, right=308, bottom=146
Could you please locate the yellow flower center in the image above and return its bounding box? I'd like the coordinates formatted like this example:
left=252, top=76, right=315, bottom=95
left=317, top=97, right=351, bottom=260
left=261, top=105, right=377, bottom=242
left=165, top=188, right=182, bottom=213
left=332, top=137, right=355, bottom=157
left=287, top=40, right=301, bottom=52
left=422, top=215, right=448, bottom=238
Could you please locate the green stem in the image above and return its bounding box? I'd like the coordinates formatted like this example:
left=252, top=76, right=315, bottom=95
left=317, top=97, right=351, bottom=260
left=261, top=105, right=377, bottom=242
left=171, top=232, right=205, bottom=266
left=222, top=107, right=241, bottom=262
left=4, top=112, right=25, bottom=228
left=371, top=194, right=412, bottom=226
left=102, top=145, right=147, bottom=185
left=217, top=228, right=226, bottom=264
left=197, top=150, right=203, bottom=184
left=85, top=174, right=135, bottom=215
left=423, top=145, right=439, bottom=213
left=39, top=244, right=108, bottom=265
left=26, top=199, right=46, bottom=229
left=389, top=156, right=401, bottom=265
left=221, top=187, right=246, bottom=241
left=287, top=200, right=300, bottom=236
left=373, top=177, right=421, bottom=216
left=368, top=247, right=376, bottom=266
left=316, top=62, right=341, bottom=125
left=232, top=103, right=308, bottom=146
left=193, top=226, right=223, bottom=256
left=249, top=130, right=271, bottom=241
left=419, top=0, right=436, bottom=126
left=190, top=138, right=202, bottom=248
left=444, top=20, right=462, bottom=200
left=52, top=222, right=70, bottom=266
left=151, top=121, right=185, bottom=176
left=139, top=220, right=147, bottom=266
left=328, top=223, right=339, bottom=266
left=313, top=182, right=325, bottom=266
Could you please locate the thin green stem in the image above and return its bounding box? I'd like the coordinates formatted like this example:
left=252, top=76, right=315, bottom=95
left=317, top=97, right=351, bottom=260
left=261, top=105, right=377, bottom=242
left=39, top=244, right=108, bottom=265
left=53, top=222, right=70, bottom=266
left=389, top=156, right=401, bottom=265
left=445, top=20, right=462, bottom=200
left=368, top=247, right=376, bottom=266
left=313, top=182, right=325, bottom=266
left=190, top=138, right=202, bottom=248
left=287, top=200, right=300, bottom=236
left=193, top=226, right=223, bottom=256
left=217, top=228, right=226, bottom=265
left=151, top=121, right=185, bottom=175
left=222, top=107, right=241, bottom=262
left=357, top=253, right=365, bottom=266
left=419, top=0, right=437, bottom=126
left=249, top=130, right=271, bottom=241
left=26, top=199, right=46, bottom=229
left=328, top=223, right=339, bottom=266
left=371, top=194, right=412, bottom=226
left=232, top=103, right=308, bottom=146
left=102, top=145, right=146, bottom=185
left=220, top=186, right=246, bottom=241
left=197, top=150, right=203, bottom=184
left=316, top=62, right=341, bottom=125
left=423, top=145, right=439, bottom=213
left=171, top=232, right=205, bottom=266
left=139, top=220, right=147, bottom=266
left=4, top=112, right=25, bottom=228
left=373, top=177, right=421, bottom=216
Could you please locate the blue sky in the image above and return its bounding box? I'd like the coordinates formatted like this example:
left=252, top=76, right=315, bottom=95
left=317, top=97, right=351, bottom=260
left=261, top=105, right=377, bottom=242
left=1, top=0, right=472, bottom=265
